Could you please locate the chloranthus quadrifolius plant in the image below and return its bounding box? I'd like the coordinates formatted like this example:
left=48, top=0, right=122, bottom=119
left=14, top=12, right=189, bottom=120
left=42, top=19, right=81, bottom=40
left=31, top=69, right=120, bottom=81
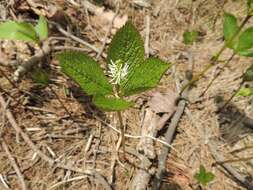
left=0, top=15, right=48, bottom=44
left=57, top=21, right=171, bottom=111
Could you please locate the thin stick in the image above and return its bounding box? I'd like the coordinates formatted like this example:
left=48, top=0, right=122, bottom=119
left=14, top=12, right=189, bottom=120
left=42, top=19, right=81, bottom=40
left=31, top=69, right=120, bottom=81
left=0, top=68, right=17, bottom=88
left=152, top=49, right=193, bottom=190
left=200, top=53, right=236, bottom=97
left=95, top=2, right=119, bottom=60
left=215, top=156, right=253, bottom=165
left=117, top=111, right=125, bottom=158
left=217, top=82, right=244, bottom=113
left=1, top=139, right=27, bottom=190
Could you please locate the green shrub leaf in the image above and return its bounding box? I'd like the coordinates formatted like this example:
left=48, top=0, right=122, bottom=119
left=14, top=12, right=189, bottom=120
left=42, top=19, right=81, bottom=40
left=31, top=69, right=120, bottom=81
left=223, top=12, right=238, bottom=49
left=107, top=21, right=145, bottom=85
left=0, top=21, right=38, bottom=42
left=194, top=165, right=215, bottom=186
left=248, top=0, right=253, bottom=15
left=236, top=87, right=253, bottom=97
left=183, top=30, right=198, bottom=45
left=93, top=95, right=133, bottom=111
left=121, top=57, right=170, bottom=96
left=57, top=51, right=113, bottom=96
left=243, top=67, right=253, bottom=81
left=237, top=50, right=253, bottom=57
left=235, top=27, right=253, bottom=52
left=35, top=15, right=48, bottom=40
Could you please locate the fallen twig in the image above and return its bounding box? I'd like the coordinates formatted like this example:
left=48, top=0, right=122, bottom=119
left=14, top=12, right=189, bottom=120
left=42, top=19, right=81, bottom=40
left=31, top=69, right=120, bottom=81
left=1, top=139, right=27, bottom=190
left=131, top=108, right=158, bottom=190
left=208, top=141, right=253, bottom=190
left=13, top=41, right=51, bottom=81
left=152, top=49, right=193, bottom=189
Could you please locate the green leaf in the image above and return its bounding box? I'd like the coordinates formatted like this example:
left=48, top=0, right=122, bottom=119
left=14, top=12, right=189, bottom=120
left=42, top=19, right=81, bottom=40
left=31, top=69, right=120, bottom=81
left=243, top=67, right=253, bottom=81
left=235, top=27, right=253, bottom=52
left=194, top=165, right=215, bottom=186
left=0, top=21, right=38, bottom=42
left=248, top=0, right=253, bottom=15
left=223, top=13, right=238, bottom=48
left=236, top=87, right=253, bottom=97
left=121, top=57, right=170, bottom=96
left=57, top=51, right=113, bottom=96
left=237, top=50, right=253, bottom=57
left=35, top=15, right=48, bottom=41
left=93, top=95, right=133, bottom=111
left=31, top=69, right=49, bottom=86
left=183, top=30, right=198, bottom=45
left=107, top=21, right=145, bottom=84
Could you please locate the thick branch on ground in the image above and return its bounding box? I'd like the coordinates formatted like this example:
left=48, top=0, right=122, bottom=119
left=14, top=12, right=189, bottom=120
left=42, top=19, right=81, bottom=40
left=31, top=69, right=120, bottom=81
left=152, top=50, right=193, bottom=189
left=131, top=108, right=158, bottom=190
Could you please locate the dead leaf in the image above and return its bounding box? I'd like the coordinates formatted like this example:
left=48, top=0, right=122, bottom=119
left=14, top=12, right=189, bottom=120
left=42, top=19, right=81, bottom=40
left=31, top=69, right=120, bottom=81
left=147, top=90, right=177, bottom=115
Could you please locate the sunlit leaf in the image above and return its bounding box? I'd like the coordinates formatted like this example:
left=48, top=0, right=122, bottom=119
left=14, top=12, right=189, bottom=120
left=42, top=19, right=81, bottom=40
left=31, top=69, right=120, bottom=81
left=35, top=15, right=48, bottom=40
left=235, top=27, right=253, bottom=52
left=121, top=57, right=170, bottom=96
left=236, top=87, right=253, bottom=97
left=0, top=21, right=38, bottom=42
left=194, top=165, right=215, bottom=186
left=223, top=12, right=238, bottom=49
left=93, top=95, right=133, bottom=111
left=57, top=51, right=113, bottom=96
left=107, top=21, right=145, bottom=85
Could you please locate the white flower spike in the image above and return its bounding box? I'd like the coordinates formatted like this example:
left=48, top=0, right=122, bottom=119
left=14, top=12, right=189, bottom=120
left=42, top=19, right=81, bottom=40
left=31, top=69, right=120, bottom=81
left=108, top=59, right=129, bottom=85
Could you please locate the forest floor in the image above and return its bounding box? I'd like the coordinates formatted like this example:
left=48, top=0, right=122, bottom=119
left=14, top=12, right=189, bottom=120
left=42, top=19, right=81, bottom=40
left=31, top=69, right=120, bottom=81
left=0, top=0, right=253, bottom=190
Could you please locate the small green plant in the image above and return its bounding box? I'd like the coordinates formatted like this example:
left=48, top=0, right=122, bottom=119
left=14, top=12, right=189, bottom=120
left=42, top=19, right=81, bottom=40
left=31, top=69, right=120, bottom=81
left=57, top=21, right=171, bottom=154
left=0, top=15, right=48, bottom=44
left=194, top=165, right=215, bottom=187
left=183, top=30, right=198, bottom=45
left=180, top=1, right=253, bottom=112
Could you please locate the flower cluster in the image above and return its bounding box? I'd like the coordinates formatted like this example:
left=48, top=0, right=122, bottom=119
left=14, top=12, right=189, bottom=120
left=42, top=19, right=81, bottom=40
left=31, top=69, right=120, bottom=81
left=108, top=59, right=129, bottom=85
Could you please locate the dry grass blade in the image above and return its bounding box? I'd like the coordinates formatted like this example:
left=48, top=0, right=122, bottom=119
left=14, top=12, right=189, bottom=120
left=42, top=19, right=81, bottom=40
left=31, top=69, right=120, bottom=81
left=1, top=139, right=27, bottom=190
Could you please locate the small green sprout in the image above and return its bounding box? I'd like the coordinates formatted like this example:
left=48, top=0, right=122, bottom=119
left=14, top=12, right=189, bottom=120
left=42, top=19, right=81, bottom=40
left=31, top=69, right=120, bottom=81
left=236, top=87, right=253, bottom=97
left=194, top=165, right=215, bottom=186
left=0, top=15, right=48, bottom=44
left=183, top=30, right=198, bottom=45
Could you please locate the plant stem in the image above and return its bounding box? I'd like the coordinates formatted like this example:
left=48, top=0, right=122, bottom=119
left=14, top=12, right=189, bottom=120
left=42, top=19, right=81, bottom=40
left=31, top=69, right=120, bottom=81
left=217, top=81, right=244, bottom=113
left=116, top=110, right=125, bottom=158
left=200, top=53, right=236, bottom=96
left=179, top=15, right=251, bottom=95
